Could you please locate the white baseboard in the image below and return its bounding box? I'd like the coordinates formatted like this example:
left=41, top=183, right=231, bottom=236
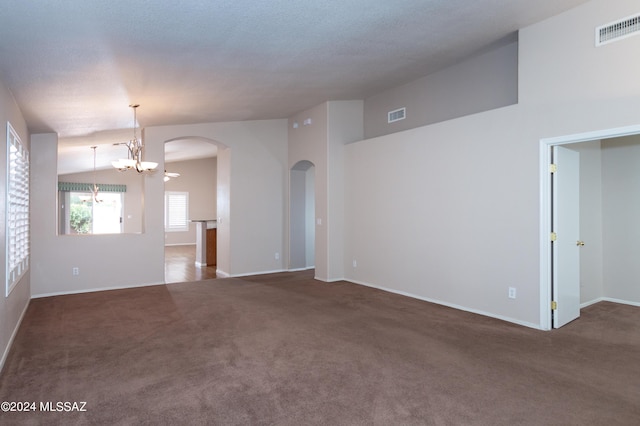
left=0, top=298, right=30, bottom=373
left=228, top=269, right=287, bottom=278
left=287, top=267, right=310, bottom=272
left=345, top=278, right=543, bottom=330
left=31, top=281, right=166, bottom=299
left=581, top=297, right=640, bottom=308
left=314, top=276, right=344, bottom=283
left=164, top=243, right=196, bottom=247
left=581, top=298, right=604, bottom=308
left=602, top=297, right=640, bottom=307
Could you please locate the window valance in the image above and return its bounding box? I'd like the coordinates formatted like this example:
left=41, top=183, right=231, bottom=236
left=58, top=182, right=127, bottom=193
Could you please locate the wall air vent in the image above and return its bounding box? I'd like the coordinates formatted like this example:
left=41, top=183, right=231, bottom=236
left=388, top=107, right=406, bottom=123
left=596, top=13, right=640, bottom=46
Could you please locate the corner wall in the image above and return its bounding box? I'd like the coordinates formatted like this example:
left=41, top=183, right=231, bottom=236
left=288, top=101, right=363, bottom=281
left=344, top=0, right=640, bottom=328
left=146, top=120, right=288, bottom=278
left=0, top=78, right=30, bottom=370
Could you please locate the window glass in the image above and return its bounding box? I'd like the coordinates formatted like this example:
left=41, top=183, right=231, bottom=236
left=62, top=192, right=123, bottom=235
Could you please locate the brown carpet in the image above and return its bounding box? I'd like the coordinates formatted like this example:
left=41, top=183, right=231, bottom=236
left=0, top=270, right=638, bottom=425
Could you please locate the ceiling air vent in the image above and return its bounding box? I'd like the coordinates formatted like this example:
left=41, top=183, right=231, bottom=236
left=596, top=13, right=640, bottom=46
left=388, top=107, right=406, bottom=123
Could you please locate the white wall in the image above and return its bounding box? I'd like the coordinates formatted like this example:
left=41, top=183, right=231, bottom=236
left=305, top=167, right=315, bottom=268
left=364, top=38, right=518, bottom=139
left=290, top=166, right=307, bottom=269
left=216, top=145, right=231, bottom=276
left=569, top=141, right=604, bottom=305
left=288, top=101, right=363, bottom=281
left=289, top=103, right=329, bottom=280
left=0, top=78, right=30, bottom=370
left=327, top=101, right=363, bottom=280
left=163, top=157, right=217, bottom=246
left=146, top=120, right=288, bottom=278
left=344, top=0, right=640, bottom=328
left=602, top=135, right=640, bottom=303
left=31, top=132, right=166, bottom=297
left=290, top=162, right=316, bottom=270
left=30, top=120, right=285, bottom=295
left=345, top=106, right=542, bottom=326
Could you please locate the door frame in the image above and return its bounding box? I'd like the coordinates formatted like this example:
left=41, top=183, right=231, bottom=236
left=539, top=124, right=640, bottom=330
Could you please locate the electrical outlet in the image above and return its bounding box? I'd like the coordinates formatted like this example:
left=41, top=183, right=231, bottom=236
left=72, top=267, right=79, bottom=276
left=275, top=252, right=280, bottom=260
left=352, top=260, right=357, bottom=268
left=508, top=287, right=516, bottom=299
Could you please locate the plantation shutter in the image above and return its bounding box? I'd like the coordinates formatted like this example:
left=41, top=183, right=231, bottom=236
left=6, top=122, right=29, bottom=295
left=165, top=191, right=189, bottom=232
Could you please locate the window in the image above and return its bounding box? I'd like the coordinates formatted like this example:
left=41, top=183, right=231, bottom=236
left=6, top=122, right=29, bottom=296
left=165, top=191, right=189, bottom=232
left=60, top=192, right=123, bottom=235
left=58, top=182, right=126, bottom=235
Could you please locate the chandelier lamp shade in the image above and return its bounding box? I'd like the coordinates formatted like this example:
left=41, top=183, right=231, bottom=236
left=112, top=104, right=158, bottom=173
left=164, top=170, right=180, bottom=182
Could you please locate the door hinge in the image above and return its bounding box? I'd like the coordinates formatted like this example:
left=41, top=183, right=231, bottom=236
left=550, top=232, right=557, bottom=242
left=551, top=300, right=557, bottom=310
left=550, top=163, right=557, bottom=173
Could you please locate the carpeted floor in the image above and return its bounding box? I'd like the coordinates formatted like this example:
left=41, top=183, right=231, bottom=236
left=0, top=270, right=638, bottom=425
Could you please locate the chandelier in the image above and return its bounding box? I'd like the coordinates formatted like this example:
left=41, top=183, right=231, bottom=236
left=112, top=104, right=158, bottom=173
left=79, top=146, right=102, bottom=203
left=164, top=170, right=180, bottom=182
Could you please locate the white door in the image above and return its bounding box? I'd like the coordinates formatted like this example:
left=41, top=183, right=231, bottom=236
left=552, top=146, right=581, bottom=328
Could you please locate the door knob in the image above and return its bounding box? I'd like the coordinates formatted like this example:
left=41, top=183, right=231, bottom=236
left=576, top=241, right=585, bottom=246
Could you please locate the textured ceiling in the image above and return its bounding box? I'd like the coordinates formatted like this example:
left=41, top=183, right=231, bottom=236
left=0, top=0, right=589, bottom=171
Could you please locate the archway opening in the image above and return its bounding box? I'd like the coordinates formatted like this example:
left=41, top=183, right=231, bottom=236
left=163, top=136, right=228, bottom=282
left=290, top=160, right=315, bottom=271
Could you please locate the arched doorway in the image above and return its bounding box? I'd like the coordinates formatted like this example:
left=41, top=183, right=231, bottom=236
left=290, top=160, right=315, bottom=271
left=163, top=137, right=226, bottom=282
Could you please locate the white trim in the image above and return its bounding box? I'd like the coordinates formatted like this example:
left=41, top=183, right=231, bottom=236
left=582, top=297, right=640, bottom=308
left=31, top=281, right=165, bottom=299
left=602, top=297, right=640, bottom=308
left=313, top=275, right=344, bottom=284
left=315, top=277, right=343, bottom=283
left=539, top=124, right=640, bottom=331
left=0, top=298, right=29, bottom=373
left=580, top=298, right=603, bottom=309
left=227, top=269, right=287, bottom=278
left=347, top=278, right=542, bottom=329
left=287, top=266, right=315, bottom=273
left=216, top=269, right=230, bottom=278
left=164, top=243, right=195, bottom=247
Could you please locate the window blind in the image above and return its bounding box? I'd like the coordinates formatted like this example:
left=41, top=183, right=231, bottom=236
left=165, top=191, right=189, bottom=232
left=6, top=122, right=29, bottom=296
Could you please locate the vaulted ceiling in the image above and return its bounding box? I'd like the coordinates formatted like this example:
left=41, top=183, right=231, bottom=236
left=0, top=0, right=589, bottom=171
